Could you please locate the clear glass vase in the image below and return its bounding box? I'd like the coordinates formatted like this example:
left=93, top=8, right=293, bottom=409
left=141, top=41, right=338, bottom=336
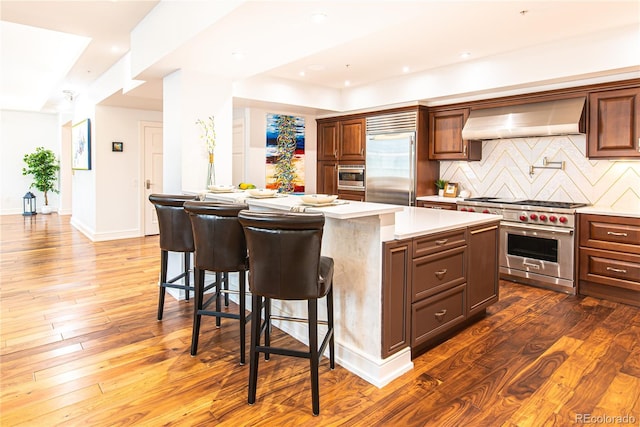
left=206, top=153, right=215, bottom=187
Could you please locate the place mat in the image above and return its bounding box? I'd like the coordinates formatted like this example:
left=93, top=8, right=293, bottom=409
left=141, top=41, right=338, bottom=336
left=246, top=193, right=288, bottom=199
left=298, top=200, right=350, bottom=208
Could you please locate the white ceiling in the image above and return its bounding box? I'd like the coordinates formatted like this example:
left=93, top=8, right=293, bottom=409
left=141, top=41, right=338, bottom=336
left=1, top=0, right=639, bottom=114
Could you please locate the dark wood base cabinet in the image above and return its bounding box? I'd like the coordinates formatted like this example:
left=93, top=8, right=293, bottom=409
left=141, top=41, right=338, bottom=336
left=382, top=221, right=499, bottom=358
left=578, top=214, right=640, bottom=307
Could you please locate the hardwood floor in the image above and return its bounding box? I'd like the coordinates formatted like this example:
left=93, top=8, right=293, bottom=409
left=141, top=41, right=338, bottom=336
left=1, top=213, right=639, bottom=426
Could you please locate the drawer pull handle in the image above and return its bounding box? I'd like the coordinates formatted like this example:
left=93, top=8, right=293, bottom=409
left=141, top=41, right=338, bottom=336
left=607, top=231, right=628, bottom=237
left=434, top=269, right=447, bottom=280
left=606, top=266, right=627, bottom=274
left=434, top=309, right=447, bottom=321
left=435, top=239, right=448, bottom=246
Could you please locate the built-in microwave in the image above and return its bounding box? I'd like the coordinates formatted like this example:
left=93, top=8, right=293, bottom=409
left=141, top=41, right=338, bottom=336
left=337, top=165, right=365, bottom=191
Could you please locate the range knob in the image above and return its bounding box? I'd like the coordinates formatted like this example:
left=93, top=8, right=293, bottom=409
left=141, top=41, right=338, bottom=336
left=529, top=213, right=538, bottom=220
left=468, top=208, right=475, bottom=212
left=549, top=215, right=557, bottom=222
left=483, top=209, right=490, bottom=214
left=519, top=214, right=528, bottom=221
left=539, top=214, right=547, bottom=221
left=460, top=207, right=467, bottom=212
left=559, top=216, right=568, bottom=224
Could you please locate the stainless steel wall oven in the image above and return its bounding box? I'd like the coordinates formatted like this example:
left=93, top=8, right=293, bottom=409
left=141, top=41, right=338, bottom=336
left=337, top=165, right=365, bottom=191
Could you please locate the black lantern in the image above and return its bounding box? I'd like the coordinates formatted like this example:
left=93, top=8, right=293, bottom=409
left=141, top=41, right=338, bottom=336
left=23, top=191, right=37, bottom=216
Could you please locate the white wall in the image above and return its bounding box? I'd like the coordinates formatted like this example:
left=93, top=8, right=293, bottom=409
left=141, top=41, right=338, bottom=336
left=163, top=69, right=234, bottom=193
left=93, top=105, right=162, bottom=240
left=0, top=110, right=60, bottom=215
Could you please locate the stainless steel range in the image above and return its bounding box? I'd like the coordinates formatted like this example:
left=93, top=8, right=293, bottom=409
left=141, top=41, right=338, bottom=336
left=457, top=197, right=588, bottom=294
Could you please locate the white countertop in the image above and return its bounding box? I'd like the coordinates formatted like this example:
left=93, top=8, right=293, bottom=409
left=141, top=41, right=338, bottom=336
left=394, top=206, right=502, bottom=239
left=188, top=190, right=502, bottom=238
left=578, top=205, right=640, bottom=219
left=193, top=190, right=404, bottom=220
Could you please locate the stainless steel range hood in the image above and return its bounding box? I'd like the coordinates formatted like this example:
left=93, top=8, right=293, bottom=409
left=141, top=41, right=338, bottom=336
left=461, top=97, right=586, bottom=140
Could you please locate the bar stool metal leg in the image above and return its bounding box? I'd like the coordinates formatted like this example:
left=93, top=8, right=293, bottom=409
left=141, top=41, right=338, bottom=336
left=327, top=288, right=335, bottom=369
left=248, top=293, right=262, bottom=405
left=190, top=267, right=205, bottom=356
left=158, top=250, right=168, bottom=320
left=184, top=252, right=191, bottom=301
left=308, top=298, right=320, bottom=415
left=239, top=271, right=246, bottom=365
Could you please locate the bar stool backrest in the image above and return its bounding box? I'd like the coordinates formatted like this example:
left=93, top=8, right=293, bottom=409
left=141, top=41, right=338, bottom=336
left=238, top=210, right=328, bottom=300
left=148, top=194, right=197, bottom=252
left=184, top=201, right=249, bottom=272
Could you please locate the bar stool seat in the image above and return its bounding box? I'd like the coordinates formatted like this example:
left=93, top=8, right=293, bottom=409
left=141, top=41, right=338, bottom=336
left=148, top=194, right=199, bottom=320
left=238, top=210, right=335, bottom=416
left=184, top=201, right=250, bottom=364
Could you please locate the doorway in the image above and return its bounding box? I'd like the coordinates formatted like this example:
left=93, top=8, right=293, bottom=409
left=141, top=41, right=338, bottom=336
left=142, top=121, right=163, bottom=235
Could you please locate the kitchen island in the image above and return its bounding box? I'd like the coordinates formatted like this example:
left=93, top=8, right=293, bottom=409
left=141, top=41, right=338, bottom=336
left=192, top=191, right=501, bottom=387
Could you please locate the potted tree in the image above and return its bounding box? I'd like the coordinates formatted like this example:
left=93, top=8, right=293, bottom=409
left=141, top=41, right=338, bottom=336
left=435, top=178, right=448, bottom=197
left=22, top=147, right=60, bottom=214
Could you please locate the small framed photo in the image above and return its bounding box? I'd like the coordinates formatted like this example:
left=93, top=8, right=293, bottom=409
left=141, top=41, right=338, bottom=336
left=444, top=182, right=459, bottom=198
left=112, top=142, right=123, bottom=152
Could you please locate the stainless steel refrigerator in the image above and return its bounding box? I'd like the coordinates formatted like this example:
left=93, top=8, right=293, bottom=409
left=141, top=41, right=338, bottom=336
left=365, top=131, right=416, bottom=206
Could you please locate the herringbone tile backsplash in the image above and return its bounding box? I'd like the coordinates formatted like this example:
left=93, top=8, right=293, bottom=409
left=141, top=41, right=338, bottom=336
left=440, top=135, right=640, bottom=210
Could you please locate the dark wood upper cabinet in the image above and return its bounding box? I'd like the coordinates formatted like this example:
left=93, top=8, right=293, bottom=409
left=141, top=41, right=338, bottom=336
left=339, top=119, right=366, bottom=160
left=317, top=118, right=365, bottom=162
left=318, top=121, right=339, bottom=161
left=428, top=108, right=481, bottom=161
left=587, top=87, right=640, bottom=158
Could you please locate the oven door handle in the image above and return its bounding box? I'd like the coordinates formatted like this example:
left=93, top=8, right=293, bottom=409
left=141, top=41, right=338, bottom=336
left=501, top=222, right=574, bottom=235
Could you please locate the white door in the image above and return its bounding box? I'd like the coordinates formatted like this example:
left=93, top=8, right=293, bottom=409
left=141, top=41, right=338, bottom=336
left=143, top=122, right=163, bottom=235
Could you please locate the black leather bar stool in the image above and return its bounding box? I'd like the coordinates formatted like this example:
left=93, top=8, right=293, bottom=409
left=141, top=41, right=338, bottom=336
left=184, top=201, right=250, bottom=364
left=238, top=210, right=335, bottom=416
left=148, top=194, right=198, bottom=320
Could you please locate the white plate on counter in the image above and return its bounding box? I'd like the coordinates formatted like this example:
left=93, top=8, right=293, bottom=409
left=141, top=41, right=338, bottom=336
left=300, top=199, right=349, bottom=207
left=208, top=185, right=235, bottom=193
left=300, top=194, right=338, bottom=205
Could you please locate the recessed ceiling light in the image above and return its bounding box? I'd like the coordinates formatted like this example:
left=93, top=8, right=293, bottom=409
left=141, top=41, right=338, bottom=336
left=232, top=51, right=245, bottom=60
left=402, top=66, right=410, bottom=73
left=311, top=12, right=327, bottom=23
left=344, top=80, right=351, bottom=87
left=460, top=52, right=471, bottom=59
left=110, top=45, right=120, bottom=54
left=299, top=71, right=305, bottom=77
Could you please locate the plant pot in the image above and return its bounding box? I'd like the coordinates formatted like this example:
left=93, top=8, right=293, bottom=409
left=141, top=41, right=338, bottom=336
left=41, top=205, right=53, bottom=215
left=438, top=189, right=444, bottom=197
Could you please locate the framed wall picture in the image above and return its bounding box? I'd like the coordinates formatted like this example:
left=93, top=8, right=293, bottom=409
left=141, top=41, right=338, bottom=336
left=444, top=182, right=459, bottom=198
left=72, top=119, right=91, bottom=170
left=112, top=141, right=123, bottom=152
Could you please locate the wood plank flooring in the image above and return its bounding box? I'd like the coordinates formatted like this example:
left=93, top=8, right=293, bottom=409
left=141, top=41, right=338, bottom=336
left=1, top=213, right=639, bottom=426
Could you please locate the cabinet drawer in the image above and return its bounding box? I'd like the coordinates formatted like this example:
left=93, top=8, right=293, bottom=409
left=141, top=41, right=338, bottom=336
left=412, top=246, right=466, bottom=301
left=412, top=284, right=466, bottom=347
left=580, top=214, right=640, bottom=254
left=580, top=247, right=640, bottom=292
left=413, top=229, right=466, bottom=257
left=417, top=201, right=457, bottom=210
